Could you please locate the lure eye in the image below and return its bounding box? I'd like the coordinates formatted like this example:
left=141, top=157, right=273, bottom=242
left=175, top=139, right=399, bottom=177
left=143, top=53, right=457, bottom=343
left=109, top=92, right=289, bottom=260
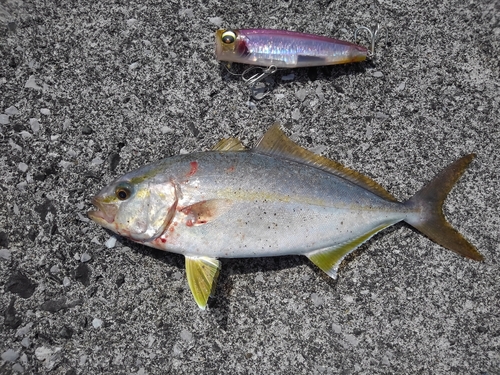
left=221, top=30, right=236, bottom=44
left=115, top=183, right=133, bottom=201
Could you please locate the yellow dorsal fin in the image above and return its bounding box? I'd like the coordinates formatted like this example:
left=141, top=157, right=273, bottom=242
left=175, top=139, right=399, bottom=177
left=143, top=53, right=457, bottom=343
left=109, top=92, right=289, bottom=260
left=185, top=256, right=221, bottom=309
left=212, top=137, right=247, bottom=151
left=254, top=124, right=397, bottom=202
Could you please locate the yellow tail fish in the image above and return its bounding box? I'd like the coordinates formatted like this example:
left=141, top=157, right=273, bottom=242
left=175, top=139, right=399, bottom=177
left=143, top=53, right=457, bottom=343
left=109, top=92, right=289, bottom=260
left=88, top=125, right=483, bottom=309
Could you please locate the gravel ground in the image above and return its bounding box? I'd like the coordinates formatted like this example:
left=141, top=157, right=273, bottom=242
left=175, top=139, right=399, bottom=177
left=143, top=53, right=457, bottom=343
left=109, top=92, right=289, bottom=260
left=1, top=0, right=499, bottom=374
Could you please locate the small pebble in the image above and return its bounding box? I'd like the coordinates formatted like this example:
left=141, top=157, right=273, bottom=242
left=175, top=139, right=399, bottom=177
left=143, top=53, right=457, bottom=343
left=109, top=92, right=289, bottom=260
left=9, top=139, right=22, bottom=151
left=12, top=363, right=24, bottom=372
left=180, top=329, right=193, bottom=342
left=40, top=108, right=51, bottom=115
left=63, top=277, right=71, bottom=287
left=21, top=337, right=30, bottom=348
left=126, top=18, right=137, bottom=26
left=0, top=248, right=11, bottom=260
left=311, top=293, right=324, bottom=306
left=81, top=125, right=93, bottom=135
left=331, top=323, right=342, bottom=334
left=63, top=118, right=71, bottom=130
left=1, top=349, right=19, bottom=362
left=372, top=71, right=384, bottom=78
left=295, top=88, right=307, bottom=101
left=179, top=8, right=194, bottom=17
left=18, top=162, right=28, bottom=172
left=58, top=160, right=73, bottom=169
left=20, top=131, right=32, bottom=139
left=0, top=114, right=9, bottom=124
left=92, top=318, right=103, bottom=328
left=105, top=236, right=117, bottom=249
left=291, top=108, right=301, bottom=120
left=50, top=265, right=60, bottom=274
left=80, top=253, right=92, bottom=262
left=160, top=126, right=174, bottom=134
left=16, top=322, right=33, bottom=337
left=91, top=157, right=104, bottom=165
left=5, top=106, right=19, bottom=115
left=25, top=75, right=41, bottom=90
left=30, top=118, right=40, bottom=133
left=208, top=17, right=222, bottom=26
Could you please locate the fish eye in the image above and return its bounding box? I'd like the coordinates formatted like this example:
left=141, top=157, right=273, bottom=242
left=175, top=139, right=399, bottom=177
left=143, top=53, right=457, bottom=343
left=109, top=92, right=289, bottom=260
left=115, top=182, right=133, bottom=201
left=221, top=30, right=236, bottom=44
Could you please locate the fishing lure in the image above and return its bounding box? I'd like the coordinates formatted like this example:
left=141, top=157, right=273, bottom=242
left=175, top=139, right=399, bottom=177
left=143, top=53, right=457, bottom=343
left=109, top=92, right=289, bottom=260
left=215, top=25, right=384, bottom=98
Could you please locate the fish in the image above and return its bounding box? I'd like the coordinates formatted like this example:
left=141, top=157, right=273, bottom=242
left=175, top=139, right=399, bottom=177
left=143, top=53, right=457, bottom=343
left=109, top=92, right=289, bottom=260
left=88, top=124, right=483, bottom=309
left=215, top=29, right=369, bottom=68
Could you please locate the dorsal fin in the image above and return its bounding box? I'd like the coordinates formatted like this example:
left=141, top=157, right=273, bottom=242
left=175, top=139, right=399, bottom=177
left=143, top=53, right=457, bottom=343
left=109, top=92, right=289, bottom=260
left=254, top=124, right=397, bottom=202
left=212, top=137, right=247, bottom=151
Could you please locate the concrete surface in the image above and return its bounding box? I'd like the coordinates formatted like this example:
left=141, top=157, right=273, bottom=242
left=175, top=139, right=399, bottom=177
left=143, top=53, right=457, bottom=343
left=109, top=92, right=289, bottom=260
left=0, top=0, right=499, bottom=374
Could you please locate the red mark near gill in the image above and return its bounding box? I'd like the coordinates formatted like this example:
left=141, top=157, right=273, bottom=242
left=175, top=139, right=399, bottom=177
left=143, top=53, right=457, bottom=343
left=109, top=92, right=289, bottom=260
left=186, top=219, right=194, bottom=227
left=160, top=238, right=167, bottom=243
left=187, top=161, right=198, bottom=178
left=226, top=165, right=235, bottom=173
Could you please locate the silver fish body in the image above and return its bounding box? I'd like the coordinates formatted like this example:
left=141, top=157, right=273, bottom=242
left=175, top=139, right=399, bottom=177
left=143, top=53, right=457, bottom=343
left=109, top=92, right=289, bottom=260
left=88, top=125, right=482, bottom=309
left=123, top=151, right=407, bottom=258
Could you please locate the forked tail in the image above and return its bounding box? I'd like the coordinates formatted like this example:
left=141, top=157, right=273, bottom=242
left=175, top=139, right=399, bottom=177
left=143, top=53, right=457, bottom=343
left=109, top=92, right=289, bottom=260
left=404, top=154, right=483, bottom=261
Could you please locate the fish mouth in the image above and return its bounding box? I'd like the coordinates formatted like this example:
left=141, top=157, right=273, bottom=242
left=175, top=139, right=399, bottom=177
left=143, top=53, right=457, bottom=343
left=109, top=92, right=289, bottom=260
left=87, top=197, right=116, bottom=225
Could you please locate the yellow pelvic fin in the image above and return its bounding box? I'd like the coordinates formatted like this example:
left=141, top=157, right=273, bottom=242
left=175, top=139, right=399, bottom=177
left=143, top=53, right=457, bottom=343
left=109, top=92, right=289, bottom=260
left=212, top=137, right=247, bottom=151
left=255, top=124, right=397, bottom=202
left=185, top=256, right=221, bottom=309
left=307, top=224, right=390, bottom=279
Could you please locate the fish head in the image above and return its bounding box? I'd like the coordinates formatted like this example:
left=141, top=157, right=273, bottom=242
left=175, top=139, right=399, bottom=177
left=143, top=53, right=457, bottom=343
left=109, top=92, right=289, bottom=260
left=215, top=29, right=247, bottom=62
left=88, top=166, right=178, bottom=243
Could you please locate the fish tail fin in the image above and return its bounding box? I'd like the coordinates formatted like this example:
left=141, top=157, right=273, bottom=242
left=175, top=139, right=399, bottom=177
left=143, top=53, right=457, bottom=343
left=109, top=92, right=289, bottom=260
left=404, top=154, right=483, bottom=261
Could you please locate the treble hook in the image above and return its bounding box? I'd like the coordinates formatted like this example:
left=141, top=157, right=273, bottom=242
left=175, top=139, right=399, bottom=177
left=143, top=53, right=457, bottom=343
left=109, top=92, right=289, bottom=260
left=354, top=24, right=387, bottom=59
left=241, top=65, right=278, bottom=100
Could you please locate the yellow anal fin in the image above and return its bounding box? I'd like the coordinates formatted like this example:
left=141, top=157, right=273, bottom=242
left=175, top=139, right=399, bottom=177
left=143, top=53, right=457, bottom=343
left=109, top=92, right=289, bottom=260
left=212, top=137, right=247, bottom=151
left=185, top=256, right=221, bottom=309
left=255, top=124, right=397, bottom=202
left=307, top=224, right=389, bottom=279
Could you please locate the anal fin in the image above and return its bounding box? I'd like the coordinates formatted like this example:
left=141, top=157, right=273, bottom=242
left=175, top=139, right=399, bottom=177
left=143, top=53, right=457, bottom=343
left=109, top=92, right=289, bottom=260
left=307, top=224, right=389, bottom=279
left=185, top=256, right=221, bottom=309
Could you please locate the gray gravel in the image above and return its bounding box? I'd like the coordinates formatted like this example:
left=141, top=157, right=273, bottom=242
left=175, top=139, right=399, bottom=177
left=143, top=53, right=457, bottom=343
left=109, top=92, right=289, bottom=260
left=1, top=0, right=499, bottom=374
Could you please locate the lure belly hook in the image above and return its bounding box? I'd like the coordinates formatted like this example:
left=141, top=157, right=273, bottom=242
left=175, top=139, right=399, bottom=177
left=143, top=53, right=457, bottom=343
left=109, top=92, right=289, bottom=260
left=215, top=26, right=386, bottom=99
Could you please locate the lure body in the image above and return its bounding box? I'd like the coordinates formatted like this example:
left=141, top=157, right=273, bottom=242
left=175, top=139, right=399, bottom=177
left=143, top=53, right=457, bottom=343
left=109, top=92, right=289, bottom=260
left=215, top=29, right=368, bottom=68
left=89, top=125, right=482, bottom=309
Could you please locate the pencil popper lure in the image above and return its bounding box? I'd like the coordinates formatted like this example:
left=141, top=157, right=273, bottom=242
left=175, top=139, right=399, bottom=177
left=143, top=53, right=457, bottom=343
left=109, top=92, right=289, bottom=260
left=215, top=25, right=385, bottom=99
left=88, top=124, right=483, bottom=309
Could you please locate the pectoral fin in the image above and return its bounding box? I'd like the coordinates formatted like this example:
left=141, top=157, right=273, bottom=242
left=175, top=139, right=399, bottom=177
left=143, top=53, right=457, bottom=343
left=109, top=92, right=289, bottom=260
left=182, top=199, right=233, bottom=226
left=185, top=256, right=221, bottom=309
left=307, top=224, right=389, bottom=279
